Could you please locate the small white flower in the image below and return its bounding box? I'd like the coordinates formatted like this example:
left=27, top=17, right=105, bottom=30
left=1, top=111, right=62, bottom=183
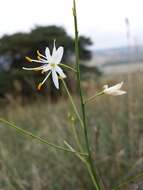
left=103, top=82, right=126, bottom=96
left=23, top=40, right=66, bottom=90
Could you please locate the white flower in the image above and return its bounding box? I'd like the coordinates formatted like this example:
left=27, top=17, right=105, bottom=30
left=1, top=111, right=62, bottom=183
left=23, top=40, right=66, bottom=90
left=103, top=82, right=126, bottom=96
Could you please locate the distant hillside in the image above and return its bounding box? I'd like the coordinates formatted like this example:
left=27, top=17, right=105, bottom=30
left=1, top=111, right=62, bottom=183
left=88, top=46, right=143, bottom=67
left=85, top=46, right=143, bottom=74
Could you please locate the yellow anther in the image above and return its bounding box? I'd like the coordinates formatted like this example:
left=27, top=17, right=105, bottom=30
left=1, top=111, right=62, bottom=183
left=41, top=70, right=44, bottom=74
left=25, top=56, right=32, bottom=62
left=37, top=50, right=42, bottom=57
left=37, top=83, right=42, bottom=91
left=37, top=56, right=41, bottom=60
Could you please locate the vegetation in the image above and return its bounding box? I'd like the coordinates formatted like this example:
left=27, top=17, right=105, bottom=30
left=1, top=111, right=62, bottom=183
left=0, top=25, right=92, bottom=69
left=0, top=25, right=102, bottom=99
left=0, top=72, right=143, bottom=190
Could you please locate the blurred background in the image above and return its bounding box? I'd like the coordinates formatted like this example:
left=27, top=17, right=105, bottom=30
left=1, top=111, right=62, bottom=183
left=0, top=0, right=143, bottom=189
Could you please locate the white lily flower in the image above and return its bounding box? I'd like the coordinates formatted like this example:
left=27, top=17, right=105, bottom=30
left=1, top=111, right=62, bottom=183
left=23, top=40, right=66, bottom=90
left=103, top=82, right=126, bottom=96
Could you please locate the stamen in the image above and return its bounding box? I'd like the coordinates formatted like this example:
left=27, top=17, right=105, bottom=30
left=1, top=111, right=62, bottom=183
left=37, top=50, right=47, bottom=59
left=37, top=83, right=43, bottom=90
left=37, top=50, right=42, bottom=57
left=41, top=70, right=45, bottom=74
left=37, top=56, right=41, bottom=60
left=37, top=71, right=51, bottom=90
left=25, top=56, right=32, bottom=62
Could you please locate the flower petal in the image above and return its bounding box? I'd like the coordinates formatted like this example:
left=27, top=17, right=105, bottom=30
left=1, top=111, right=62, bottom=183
left=52, top=46, right=64, bottom=64
left=111, top=90, right=126, bottom=96
left=103, top=81, right=126, bottom=96
left=103, top=85, right=108, bottom=90
left=55, top=66, right=66, bottom=78
left=52, top=70, right=59, bottom=89
left=108, top=82, right=123, bottom=92
left=42, top=64, right=52, bottom=73
left=45, top=47, right=52, bottom=62
left=52, top=40, right=57, bottom=56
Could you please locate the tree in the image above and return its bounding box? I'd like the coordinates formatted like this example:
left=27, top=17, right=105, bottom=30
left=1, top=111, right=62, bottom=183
left=0, top=25, right=92, bottom=69
left=0, top=25, right=96, bottom=101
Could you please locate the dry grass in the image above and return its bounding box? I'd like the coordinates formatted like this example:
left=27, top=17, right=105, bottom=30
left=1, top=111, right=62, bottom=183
left=0, top=72, right=143, bottom=190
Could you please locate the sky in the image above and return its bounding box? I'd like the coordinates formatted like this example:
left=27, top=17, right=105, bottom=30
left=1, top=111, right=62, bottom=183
left=0, top=0, right=143, bottom=49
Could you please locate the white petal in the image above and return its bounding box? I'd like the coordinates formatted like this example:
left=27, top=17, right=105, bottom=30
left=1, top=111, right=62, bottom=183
left=52, top=40, right=57, bottom=55
left=55, top=66, right=66, bottom=78
left=111, top=90, right=126, bottom=96
left=103, top=81, right=126, bottom=96
left=108, top=82, right=123, bottom=92
left=103, top=85, right=108, bottom=90
left=52, top=70, right=59, bottom=89
left=45, top=47, right=52, bottom=62
left=42, top=64, right=52, bottom=72
left=51, top=46, right=64, bottom=64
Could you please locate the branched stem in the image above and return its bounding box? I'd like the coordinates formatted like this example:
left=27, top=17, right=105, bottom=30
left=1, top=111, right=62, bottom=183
left=64, top=140, right=86, bottom=163
left=0, top=118, right=88, bottom=156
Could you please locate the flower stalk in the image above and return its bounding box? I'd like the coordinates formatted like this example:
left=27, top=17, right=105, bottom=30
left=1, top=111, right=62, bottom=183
left=61, top=78, right=84, bottom=129
left=84, top=91, right=104, bottom=104
left=59, top=63, right=77, bottom=73
left=73, top=0, right=102, bottom=189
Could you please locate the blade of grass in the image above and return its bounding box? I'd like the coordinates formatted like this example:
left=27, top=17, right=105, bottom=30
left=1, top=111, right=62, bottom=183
left=112, top=172, right=143, bottom=190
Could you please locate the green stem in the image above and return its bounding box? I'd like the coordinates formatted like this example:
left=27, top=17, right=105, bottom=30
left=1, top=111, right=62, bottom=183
left=59, top=63, right=77, bottom=72
left=0, top=118, right=88, bottom=156
left=64, top=140, right=86, bottom=163
left=73, top=1, right=102, bottom=190
left=71, top=121, right=83, bottom=151
left=61, top=79, right=84, bottom=129
left=84, top=92, right=104, bottom=104
left=86, top=162, right=102, bottom=190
